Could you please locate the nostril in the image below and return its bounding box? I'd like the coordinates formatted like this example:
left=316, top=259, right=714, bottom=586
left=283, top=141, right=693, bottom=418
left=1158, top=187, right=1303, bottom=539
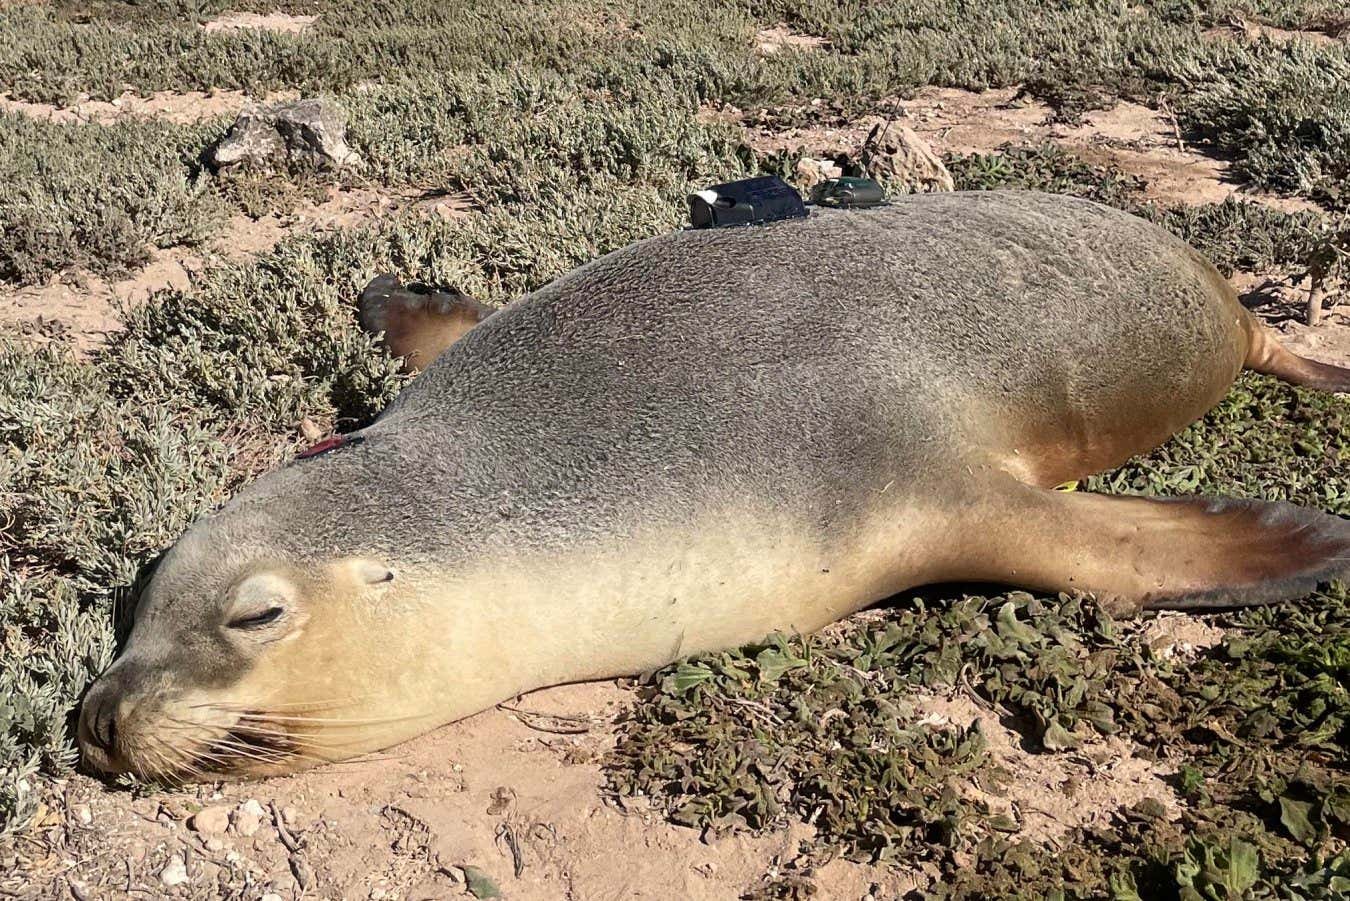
left=83, top=696, right=119, bottom=754
left=96, top=704, right=118, bottom=752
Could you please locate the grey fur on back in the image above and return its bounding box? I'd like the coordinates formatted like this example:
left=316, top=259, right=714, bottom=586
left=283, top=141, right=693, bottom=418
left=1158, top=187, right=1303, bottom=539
left=219, top=190, right=1239, bottom=567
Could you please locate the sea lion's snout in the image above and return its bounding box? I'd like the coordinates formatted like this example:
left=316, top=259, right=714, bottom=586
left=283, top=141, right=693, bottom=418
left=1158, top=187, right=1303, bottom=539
left=77, top=536, right=434, bottom=782
left=77, top=654, right=241, bottom=780
left=77, top=675, right=127, bottom=774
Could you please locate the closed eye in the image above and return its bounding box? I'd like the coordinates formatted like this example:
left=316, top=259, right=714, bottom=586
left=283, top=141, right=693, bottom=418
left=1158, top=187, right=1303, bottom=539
left=227, top=607, right=285, bottom=630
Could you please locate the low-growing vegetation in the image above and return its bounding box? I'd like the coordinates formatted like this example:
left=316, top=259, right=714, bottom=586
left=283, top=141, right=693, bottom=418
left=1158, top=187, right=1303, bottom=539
left=3, top=0, right=1350, bottom=284
left=0, top=112, right=226, bottom=284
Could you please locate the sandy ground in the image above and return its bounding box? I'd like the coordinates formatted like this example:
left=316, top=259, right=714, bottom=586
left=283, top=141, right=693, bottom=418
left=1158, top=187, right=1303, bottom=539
left=3, top=75, right=1349, bottom=899
left=7, top=673, right=1205, bottom=901
left=0, top=89, right=301, bottom=126
left=202, top=12, right=317, bottom=34
left=5, top=603, right=1237, bottom=899
left=1, top=186, right=472, bottom=354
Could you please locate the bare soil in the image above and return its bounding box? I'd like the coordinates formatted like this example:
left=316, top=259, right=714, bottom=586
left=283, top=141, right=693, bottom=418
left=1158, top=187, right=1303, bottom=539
left=0, top=187, right=473, bottom=354
left=0, top=89, right=300, bottom=126
left=1203, top=22, right=1348, bottom=46
left=202, top=12, right=317, bottom=35
left=741, top=86, right=1321, bottom=214
left=7, top=683, right=917, bottom=900
left=754, top=25, right=829, bottom=55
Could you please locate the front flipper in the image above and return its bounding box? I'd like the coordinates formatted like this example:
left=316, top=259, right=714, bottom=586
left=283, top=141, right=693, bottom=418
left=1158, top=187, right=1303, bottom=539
left=358, top=274, right=495, bottom=372
left=944, top=480, right=1350, bottom=615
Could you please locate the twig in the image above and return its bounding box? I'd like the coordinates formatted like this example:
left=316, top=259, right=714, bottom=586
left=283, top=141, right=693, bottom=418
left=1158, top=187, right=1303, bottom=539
left=270, top=801, right=301, bottom=853
left=497, top=703, right=594, bottom=734
left=1157, top=95, right=1186, bottom=152
left=494, top=823, right=525, bottom=878
left=1307, top=278, right=1326, bottom=326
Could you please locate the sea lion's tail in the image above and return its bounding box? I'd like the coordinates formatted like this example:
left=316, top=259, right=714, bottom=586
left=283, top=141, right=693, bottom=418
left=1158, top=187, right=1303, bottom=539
left=1242, top=310, right=1350, bottom=393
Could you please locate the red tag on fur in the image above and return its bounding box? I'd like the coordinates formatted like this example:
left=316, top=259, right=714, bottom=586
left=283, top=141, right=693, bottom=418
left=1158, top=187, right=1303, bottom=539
left=296, top=435, right=348, bottom=459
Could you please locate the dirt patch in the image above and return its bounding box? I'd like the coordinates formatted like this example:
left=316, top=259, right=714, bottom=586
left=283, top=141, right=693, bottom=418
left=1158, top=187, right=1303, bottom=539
left=0, top=89, right=299, bottom=126
left=1235, top=271, right=1350, bottom=370
left=1139, top=613, right=1227, bottom=661
left=755, top=25, right=828, bottom=55
left=1203, top=22, right=1347, bottom=46
left=737, top=87, right=1322, bottom=215
left=913, top=692, right=1183, bottom=847
left=5, top=681, right=913, bottom=900
left=202, top=12, right=317, bottom=35
left=0, top=187, right=474, bottom=353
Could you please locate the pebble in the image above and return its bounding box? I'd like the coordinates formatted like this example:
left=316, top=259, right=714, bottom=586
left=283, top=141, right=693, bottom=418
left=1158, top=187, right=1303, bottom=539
left=160, top=854, right=189, bottom=887
left=232, top=799, right=266, bottom=836
left=262, top=895, right=284, bottom=901
left=189, top=805, right=231, bottom=834
left=204, top=838, right=225, bottom=853
left=71, top=804, right=92, bottom=826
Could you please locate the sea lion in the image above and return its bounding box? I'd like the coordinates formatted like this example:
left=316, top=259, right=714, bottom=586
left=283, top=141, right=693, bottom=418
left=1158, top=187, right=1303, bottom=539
left=78, top=190, right=1350, bottom=780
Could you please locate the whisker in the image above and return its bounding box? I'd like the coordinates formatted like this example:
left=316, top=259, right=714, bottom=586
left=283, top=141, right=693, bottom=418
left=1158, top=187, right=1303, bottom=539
left=189, top=695, right=375, bottom=713
left=234, top=711, right=437, bottom=727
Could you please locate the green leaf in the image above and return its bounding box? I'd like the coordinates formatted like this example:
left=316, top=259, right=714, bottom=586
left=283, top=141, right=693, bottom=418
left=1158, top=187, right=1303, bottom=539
left=1279, top=796, right=1317, bottom=844
left=1223, top=839, right=1259, bottom=896
left=1042, top=721, right=1079, bottom=751
left=462, top=866, right=502, bottom=899
left=755, top=648, right=807, bottom=684
left=996, top=601, right=1040, bottom=646
left=670, top=662, right=715, bottom=694
left=1109, top=869, right=1142, bottom=901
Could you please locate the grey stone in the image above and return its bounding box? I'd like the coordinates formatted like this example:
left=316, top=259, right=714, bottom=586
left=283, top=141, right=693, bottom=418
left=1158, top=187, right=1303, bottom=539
left=860, top=122, right=954, bottom=194
left=207, top=98, right=362, bottom=172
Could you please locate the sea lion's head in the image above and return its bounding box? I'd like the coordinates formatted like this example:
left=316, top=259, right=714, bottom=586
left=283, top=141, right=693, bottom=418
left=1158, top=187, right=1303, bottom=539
left=76, top=510, right=448, bottom=781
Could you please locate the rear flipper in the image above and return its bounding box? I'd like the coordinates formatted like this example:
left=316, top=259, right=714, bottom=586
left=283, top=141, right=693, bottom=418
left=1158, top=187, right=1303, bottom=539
left=359, top=274, right=495, bottom=372
left=1244, top=311, right=1350, bottom=393
left=947, top=479, right=1350, bottom=615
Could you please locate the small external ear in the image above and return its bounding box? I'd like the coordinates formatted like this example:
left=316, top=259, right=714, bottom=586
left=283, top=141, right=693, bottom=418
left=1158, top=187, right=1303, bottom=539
left=346, top=558, right=396, bottom=585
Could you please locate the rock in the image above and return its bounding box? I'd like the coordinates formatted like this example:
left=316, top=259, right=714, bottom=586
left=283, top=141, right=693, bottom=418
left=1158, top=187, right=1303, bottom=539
left=204, top=838, right=225, bottom=853
left=71, top=804, right=92, bottom=826
left=290, top=853, right=315, bottom=890
left=207, top=98, right=362, bottom=172
left=232, top=813, right=260, bottom=837
left=231, top=799, right=266, bottom=837
left=189, top=805, right=231, bottom=834
left=793, top=157, right=845, bottom=191
left=793, top=157, right=826, bottom=191
left=860, top=122, right=954, bottom=194
left=160, top=854, right=189, bottom=887
left=261, top=895, right=284, bottom=901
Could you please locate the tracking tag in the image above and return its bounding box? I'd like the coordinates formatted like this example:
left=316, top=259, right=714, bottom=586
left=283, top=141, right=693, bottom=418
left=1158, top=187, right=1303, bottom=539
left=687, top=176, right=807, bottom=228
left=809, top=177, right=885, bottom=208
